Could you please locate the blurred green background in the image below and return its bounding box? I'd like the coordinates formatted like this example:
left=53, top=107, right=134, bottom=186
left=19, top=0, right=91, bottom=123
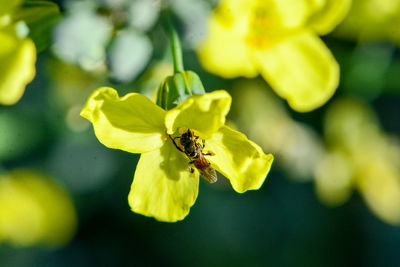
left=1, top=0, right=400, bottom=266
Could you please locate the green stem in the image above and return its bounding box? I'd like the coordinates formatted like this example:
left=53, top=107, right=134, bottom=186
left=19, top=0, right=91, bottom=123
left=168, top=18, right=184, bottom=73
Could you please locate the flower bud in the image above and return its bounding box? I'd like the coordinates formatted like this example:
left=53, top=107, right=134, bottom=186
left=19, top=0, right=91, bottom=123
left=156, top=70, right=205, bottom=110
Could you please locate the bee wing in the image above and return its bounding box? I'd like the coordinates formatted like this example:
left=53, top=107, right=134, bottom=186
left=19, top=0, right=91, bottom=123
left=198, top=166, right=217, bottom=183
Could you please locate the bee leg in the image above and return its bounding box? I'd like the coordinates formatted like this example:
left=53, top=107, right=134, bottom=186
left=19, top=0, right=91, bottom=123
left=169, top=135, right=184, bottom=152
left=201, top=140, right=215, bottom=156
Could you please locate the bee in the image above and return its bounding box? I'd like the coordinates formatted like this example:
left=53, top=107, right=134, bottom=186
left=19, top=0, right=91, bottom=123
left=170, top=129, right=217, bottom=183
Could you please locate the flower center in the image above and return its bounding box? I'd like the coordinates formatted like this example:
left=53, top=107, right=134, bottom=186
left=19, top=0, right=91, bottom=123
left=245, top=4, right=295, bottom=49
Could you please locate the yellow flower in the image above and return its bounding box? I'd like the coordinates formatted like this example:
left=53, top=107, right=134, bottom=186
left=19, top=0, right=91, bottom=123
left=0, top=10, right=36, bottom=105
left=81, top=87, right=273, bottom=222
left=197, top=0, right=351, bottom=112
left=0, top=169, right=77, bottom=247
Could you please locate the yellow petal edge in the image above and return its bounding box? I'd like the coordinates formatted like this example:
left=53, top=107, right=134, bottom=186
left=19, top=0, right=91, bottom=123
left=308, top=0, right=352, bottom=35
left=0, top=31, right=36, bottom=105
left=81, top=87, right=166, bottom=153
left=207, top=126, right=274, bottom=193
left=255, top=31, right=339, bottom=112
left=165, top=90, right=232, bottom=137
left=128, top=142, right=199, bottom=222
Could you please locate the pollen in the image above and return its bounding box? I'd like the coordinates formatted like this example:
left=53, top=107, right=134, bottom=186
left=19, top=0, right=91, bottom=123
left=178, top=127, right=187, bottom=134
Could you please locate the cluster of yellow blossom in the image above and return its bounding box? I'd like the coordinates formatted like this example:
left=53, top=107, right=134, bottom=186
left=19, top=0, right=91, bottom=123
left=197, top=0, right=351, bottom=112
left=231, top=79, right=400, bottom=225
left=316, top=99, right=400, bottom=225
left=85, top=0, right=400, bottom=223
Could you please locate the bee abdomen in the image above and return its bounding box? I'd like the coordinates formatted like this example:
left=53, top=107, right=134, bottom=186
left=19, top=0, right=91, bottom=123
left=199, top=166, right=217, bottom=183
left=194, top=157, right=210, bottom=169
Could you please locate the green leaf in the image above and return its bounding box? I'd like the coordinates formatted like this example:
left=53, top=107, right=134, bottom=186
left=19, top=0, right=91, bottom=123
left=13, top=0, right=61, bottom=52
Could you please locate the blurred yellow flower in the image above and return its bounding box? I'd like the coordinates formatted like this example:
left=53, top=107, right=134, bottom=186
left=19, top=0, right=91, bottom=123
left=0, top=5, right=36, bottom=106
left=315, top=98, right=400, bottom=225
left=335, top=0, right=400, bottom=44
left=230, top=80, right=400, bottom=225
left=81, top=87, right=273, bottom=222
left=0, top=169, right=77, bottom=247
left=197, top=0, right=351, bottom=112
left=0, top=26, right=36, bottom=105
left=313, top=149, right=354, bottom=205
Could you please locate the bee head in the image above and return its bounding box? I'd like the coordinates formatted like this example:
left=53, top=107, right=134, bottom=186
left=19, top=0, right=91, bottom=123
left=180, top=129, right=194, bottom=146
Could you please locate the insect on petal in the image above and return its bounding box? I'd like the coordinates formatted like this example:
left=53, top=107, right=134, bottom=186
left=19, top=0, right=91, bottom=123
left=165, top=90, right=231, bottom=138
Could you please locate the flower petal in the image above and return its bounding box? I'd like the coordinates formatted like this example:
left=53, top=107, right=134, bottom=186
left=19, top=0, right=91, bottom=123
left=254, top=31, right=339, bottom=112
left=271, top=0, right=313, bottom=28
left=308, top=0, right=351, bottom=35
left=128, top=142, right=199, bottom=222
left=358, top=159, right=400, bottom=225
left=206, top=126, right=273, bottom=193
left=0, top=31, right=36, bottom=105
left=165, top=90, right=231, bottom=138
left=196, top=0, right=258, bottom=78
left=80, top=87, right=166, bottom=153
